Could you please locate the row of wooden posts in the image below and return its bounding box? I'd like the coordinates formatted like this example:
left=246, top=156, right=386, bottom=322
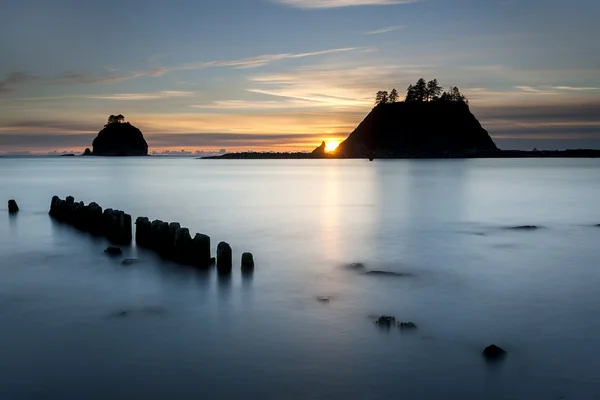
left=48, top=196, right=254, bottom=273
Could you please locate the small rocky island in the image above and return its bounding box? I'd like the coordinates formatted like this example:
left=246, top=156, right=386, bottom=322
left=84, top=114, right=148, bottom=156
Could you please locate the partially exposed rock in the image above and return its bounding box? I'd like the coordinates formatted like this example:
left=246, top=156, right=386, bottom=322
left=241, top=252, right=255, bottom=269
left=482, top=344, right=507, bottom=361
left=8, top=199, right=19, bottom=213
left=398, top=321, right=417, bottom=330
left=105, top=246, right=123, bottom=256
left=375, top=315, right=396, bottom=327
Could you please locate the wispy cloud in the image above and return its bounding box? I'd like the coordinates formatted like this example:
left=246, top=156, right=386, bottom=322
left=0, top=72, right=39, bottom=93
left=364, top=25, right=405, bottom=35
left=272, top=0, right=418, bottom=9
left=552, top=86, right=600, bottom=91
left=46, top=48, right=360, bottom=87
left=85, top=91, right=195, bottom=100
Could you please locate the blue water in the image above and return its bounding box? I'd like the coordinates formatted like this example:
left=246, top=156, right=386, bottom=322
left=1, top=157, right=600, bottom=399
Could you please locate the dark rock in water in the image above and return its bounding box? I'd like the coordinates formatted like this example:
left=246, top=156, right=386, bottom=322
left=83, top=148, right=92, bottom=156
left=399, top=321, right=418, bottom=330
left=105, top=246, right=123, bottom=256
left=482, top=344, right=507, bottom=361
left=217, top=241, right=233, bottom=274
left=191, top=233, right=211, bottom=267
left=121, top=258, right=139, bottom=266
left=316, top=296, right=331, bottom=303
left=60, top=153, right=75, bottom=157
left=8, top=199, right=19, bottom=213
left=90, top=120, right=148, bottom=156
left=365, top=270, right=411, bottom=277
left=345, top=262, right=366, bottom=270
left=375, top=315, right=396, bottom=327
left=330, top=101, right=498, bottom=158
left=241, top=252, right=254, bottom=269
left=507, top=225, right=539, bottom=230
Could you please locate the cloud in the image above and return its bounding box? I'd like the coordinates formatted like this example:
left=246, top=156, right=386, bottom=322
left=552, top=86, right=600, bottom=91
left=272, top=0, right=418, bottom=8
left=85, top=91, right=196, bottom=101
left=365, top=25, right=405, bottom=35
left=44, top=48, right=359, bottom=88
left=0, top=72, right=39, bottom=93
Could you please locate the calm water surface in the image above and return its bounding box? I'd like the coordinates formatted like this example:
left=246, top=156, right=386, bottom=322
left=1, top=157, right=600, bottom=399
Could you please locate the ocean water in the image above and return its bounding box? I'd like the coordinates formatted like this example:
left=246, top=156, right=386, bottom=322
left=1, top=157, right=600, bottom=399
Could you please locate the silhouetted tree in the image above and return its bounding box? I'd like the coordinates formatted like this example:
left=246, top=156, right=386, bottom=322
left=375, top=90, right=389, bottom=105
left=426, top=79, right=443, bottom=101
left=405, top=84, right=417, bottom=102
left=439, top=86, right=468, bottom=104
left=107, top=114, right=125, bottom=124
left=389, top=88, right=399, bottom=103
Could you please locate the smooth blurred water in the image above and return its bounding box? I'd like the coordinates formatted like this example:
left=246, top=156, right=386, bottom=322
left=1, top=157, right=600, bottom=399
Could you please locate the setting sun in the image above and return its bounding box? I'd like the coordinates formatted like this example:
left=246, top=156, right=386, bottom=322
left=325, top=140, right=340, bottom=152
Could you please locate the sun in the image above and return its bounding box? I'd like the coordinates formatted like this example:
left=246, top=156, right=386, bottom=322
left=325, top=140, right=340, bottom=152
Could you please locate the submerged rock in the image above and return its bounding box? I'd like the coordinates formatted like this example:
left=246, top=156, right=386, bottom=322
left=121, top=258, right=139, bottom=266
left=8, top=199, right=19, bottom=213
left=104, top=246, right=123, bottom=256
left=482, top=344, right=507, bottom=361
left=507, top=225, right=539, bottom=230
left=375, top=315, right=396, bottom=327
left=365, top=270, right=412, bottom=277
left=399, top=321, right=418, bottom=330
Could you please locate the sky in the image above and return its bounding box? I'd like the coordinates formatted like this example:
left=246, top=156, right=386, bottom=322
left=0, top=0, right=599, bottom=154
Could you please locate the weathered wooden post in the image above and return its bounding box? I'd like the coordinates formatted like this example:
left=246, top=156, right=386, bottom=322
left=192, top=233, right=211, bottom=267
left=217, top=241, right=232, bottom=274
left=174, top=227, right=193, bottom=264
left=241, top=252, right=254, bottom=270
left=135, top=217, right=151, bottom=247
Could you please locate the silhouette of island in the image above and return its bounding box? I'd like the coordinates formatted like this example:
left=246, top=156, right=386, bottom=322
left=83, top=114, right=148, bottom=156
left=203, top=79, right=600, bottom=160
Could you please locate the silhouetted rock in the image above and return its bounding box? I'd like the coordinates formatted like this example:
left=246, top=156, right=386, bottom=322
left=83, top=148, right=92, bottom=156
left=375, top=315, right=396, bottom=327
left=507, top=225, right=539, bottom=230
left=482, top=344, right=507, bottom=361
left=323, top=101, right=498, bottom=158
left=311, top=141, right=327, bottom=158
left=217, top=241, right=232, bottom=274
left=241, top=252, right=254, bottom=269
left=105, top=246, right=122, bottom=256
left=90, top=122, right=148, bottom=156
left=399, top=321, right=417, bottom=330
left=8, top=199, right=19, bottom=213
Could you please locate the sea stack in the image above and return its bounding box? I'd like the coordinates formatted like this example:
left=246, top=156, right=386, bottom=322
left=330, top=101, right=497, bottom=158
left=85, top=114, right=148, bottom=156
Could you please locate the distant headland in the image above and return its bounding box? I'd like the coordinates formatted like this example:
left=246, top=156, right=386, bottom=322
left=203, top=79, right=600, bottom=160
left=83, top=114, right=148, bottom=156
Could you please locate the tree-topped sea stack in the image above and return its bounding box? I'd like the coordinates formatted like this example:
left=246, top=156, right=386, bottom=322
left=331, top=79, right=498, bottom=158
left=85, top=114, right=148, bottom=156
